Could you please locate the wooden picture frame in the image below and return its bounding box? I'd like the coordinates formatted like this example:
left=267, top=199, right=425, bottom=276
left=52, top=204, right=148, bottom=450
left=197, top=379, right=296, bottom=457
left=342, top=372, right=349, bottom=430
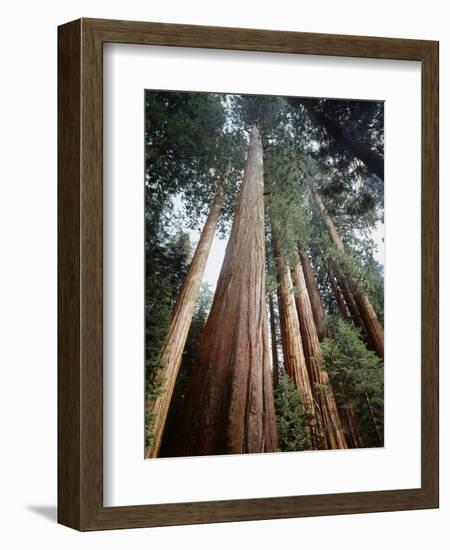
left=58, top=18, right=439, bottom=531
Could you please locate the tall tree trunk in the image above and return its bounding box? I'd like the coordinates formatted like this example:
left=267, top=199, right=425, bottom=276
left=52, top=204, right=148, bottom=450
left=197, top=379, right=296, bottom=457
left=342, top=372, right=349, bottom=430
left=172, top=124, right=278, bottom=456
left=311, top=187, right=384, bottom=359
left=273, top=237, right=323, bottom=449
left=299, top=252, right=328, bottom=340
left=268, top=292, right=280, bottom=388
left=291, top=253, right=348, bottom=449
left=304, top=254, right=364, bottom=448
left=339, top=388, right=365, bottom=448
left=331, top=263, right=371, bottom=343
left=328, top=264, right=351, bottom=320
left=145, top=168, right=228, bottom=458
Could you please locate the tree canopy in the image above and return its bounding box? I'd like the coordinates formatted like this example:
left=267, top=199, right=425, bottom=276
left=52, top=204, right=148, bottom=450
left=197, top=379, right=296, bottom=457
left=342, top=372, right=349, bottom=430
left=144, top=90, right=385, bottom=456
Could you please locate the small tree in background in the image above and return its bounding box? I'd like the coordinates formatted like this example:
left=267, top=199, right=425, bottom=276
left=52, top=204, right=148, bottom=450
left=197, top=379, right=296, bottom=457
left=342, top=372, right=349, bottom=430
left=274, top=373, right=311, bottom=452
left=321, top=318, right=384, bottom=447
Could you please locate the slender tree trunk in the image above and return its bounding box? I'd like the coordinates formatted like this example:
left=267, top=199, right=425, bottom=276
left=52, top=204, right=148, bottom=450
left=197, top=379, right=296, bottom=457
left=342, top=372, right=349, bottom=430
left=268, top=292, right=280, bottom=388
left=339, top=388, right=365, bottom=448
left=273, top=237, right=323, bottom=449
left=172, top=124, right=278, bottom=456
left=352, top=292, right=384, bottom=357
left=145, top=168, right=228, bottom=458
left=291, top=252, right=347, bottom=449
left=326, top=258, right=363, bottom=332
left=365, top=394, right=383, bottom=446
left=311, top=187, right=384, bottom=359
left=332, top=265, right=372, bottom=344
left=305, top=254, right=364, bottom=448
left=337, top=271, right=360, bottom=321
left=299, top=252, right=328, bottom=340
left=328, top=264, right=351, bottom=320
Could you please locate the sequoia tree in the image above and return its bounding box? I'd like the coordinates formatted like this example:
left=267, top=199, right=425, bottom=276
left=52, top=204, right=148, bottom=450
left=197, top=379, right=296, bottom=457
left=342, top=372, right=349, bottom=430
left=273, top=236, right=322, bottom=449
left=291, top=251, right=347, bottom=449
left=172, top=124, right=278, bottom=456
left=300, top=252, right=328, bottom=341
left=310, top=185, right=384, bottom=359
left=297, top=252, right=364, bottom=448
left=145, top=168, right=229, bottom=457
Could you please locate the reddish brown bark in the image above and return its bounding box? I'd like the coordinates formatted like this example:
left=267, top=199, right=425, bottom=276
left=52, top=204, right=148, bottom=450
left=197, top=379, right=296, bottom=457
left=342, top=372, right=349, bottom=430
left=145, top=171, right=228, bottom=458
left=331, top=264, right=370, bottom=341
left=304, top=254, right=364, bottom=448
left=353, top=292, right=384, bottom=358
left=273, top=237, right=323, bottom=449
left=311, top=187, right=384, bottom=359
left=173, top=124, right=278, bottom=456
left=291, top=252, right=347, bottom=449
left=328, top=265, right=351, bottom=320
left=339, top=389, right=365, bottom=448
left=300, top=252, right=328, bottom=340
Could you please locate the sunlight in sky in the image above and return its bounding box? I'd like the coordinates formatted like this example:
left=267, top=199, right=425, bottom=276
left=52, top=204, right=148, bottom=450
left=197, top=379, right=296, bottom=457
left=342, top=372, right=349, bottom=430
left=188, top=229, right=229, bottom=290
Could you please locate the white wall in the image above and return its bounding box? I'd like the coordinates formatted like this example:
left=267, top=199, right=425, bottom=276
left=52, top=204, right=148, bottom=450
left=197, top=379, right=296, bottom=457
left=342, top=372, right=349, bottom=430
left=0, top=1, right=447, bottom=547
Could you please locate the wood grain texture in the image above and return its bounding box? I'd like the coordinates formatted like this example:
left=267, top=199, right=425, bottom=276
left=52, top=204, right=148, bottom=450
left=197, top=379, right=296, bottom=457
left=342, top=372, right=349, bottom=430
left=274, top=236, right=321, bottom=448
left=57, top=19, right=82, bottom=530
left=291, top=253, right=348, bottom=450
left=420, top=40, right=439, bottom=507
left=58, top=18, right=439, bottom=531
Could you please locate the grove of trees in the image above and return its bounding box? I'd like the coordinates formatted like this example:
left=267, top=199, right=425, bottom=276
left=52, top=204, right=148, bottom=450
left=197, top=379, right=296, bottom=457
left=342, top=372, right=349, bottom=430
left=144, top=90, right=384, bottom=458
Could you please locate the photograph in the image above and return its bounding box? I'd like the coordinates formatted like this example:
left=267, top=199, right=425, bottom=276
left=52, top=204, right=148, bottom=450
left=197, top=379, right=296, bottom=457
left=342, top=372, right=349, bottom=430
left=144, top=90, right=385, bottom=459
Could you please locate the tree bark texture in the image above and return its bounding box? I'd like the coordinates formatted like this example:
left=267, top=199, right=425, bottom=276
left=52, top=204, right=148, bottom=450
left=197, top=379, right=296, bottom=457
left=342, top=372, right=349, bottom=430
left=291, top=252, right=348, bottom=449
left=172, top=124, right=278, bottom=456
left=273, top=237, right=323, bottom=449
left=311, top=187, right=384, bottom=359
left=145, top=170, right=228, bottom=458
left=339, top=386, right=365, bottom=448
left=299, top=252, right=328, bottom=341
left=328, top=264, right=352, bottom=320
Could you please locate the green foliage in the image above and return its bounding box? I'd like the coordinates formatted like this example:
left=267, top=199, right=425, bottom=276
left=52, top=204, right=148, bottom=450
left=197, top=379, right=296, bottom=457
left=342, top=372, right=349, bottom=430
left=180, top=282, right=213, bottom=375
left=145, top=231, right=193, bottom=448
left=321, top=318, right=384, bottom=446
left=289, top=97, right=384, bottom=204
left=228, top=94, right=290, bottom=136
left=145, top=91, right=244, bottom=235
left=274, top=373, right=311, bottom=452
left=301, top=174, right=384, bottom=322
left=342, top=235, right=384, bottom=322
left=143, top=90, right=385, bottom=453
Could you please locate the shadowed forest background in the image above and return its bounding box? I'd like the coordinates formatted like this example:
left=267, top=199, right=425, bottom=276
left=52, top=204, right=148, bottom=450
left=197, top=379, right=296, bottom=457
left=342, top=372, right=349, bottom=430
left=144, top=91, right=384, bottom=459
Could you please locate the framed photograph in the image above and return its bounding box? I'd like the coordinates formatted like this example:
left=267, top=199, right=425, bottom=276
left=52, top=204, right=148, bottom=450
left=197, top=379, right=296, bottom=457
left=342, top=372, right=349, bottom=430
left=58, top=18, right=439, bottom=530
